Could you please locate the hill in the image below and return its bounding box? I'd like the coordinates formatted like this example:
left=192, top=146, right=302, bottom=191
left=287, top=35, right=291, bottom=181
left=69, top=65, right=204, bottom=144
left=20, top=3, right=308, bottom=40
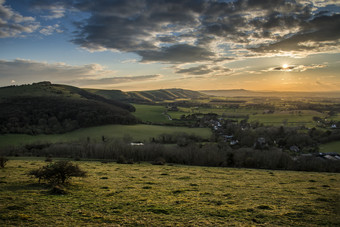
left=201, top=89, right=340, bottom=98
left=0, top=82, right=138, bottom=134
left=87, top=88, right=207, bottom=103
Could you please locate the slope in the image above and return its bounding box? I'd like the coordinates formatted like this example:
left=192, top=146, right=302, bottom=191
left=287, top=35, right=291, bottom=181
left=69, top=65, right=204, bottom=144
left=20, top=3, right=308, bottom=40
left=0, top=82, right=138, bottom=134
left=88, top=88, right=207, bottom=103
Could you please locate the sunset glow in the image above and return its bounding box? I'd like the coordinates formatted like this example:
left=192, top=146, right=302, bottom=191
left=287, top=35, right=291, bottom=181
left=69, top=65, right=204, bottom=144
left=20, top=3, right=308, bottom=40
left=0, top=0, right=340, bottom=91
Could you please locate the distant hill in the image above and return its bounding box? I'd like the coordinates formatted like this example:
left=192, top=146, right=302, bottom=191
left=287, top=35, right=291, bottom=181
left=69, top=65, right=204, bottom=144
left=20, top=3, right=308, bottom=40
left=88, top=88, right=207, bottom=103
left=0, top=82, right=138, bottom=134
left=201, top=89, right=340, bottom=98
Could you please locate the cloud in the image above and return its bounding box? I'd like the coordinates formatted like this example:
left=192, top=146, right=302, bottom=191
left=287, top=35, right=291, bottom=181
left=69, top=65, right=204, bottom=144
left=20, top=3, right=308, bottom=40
left=139, top=44, right=215, bottom=63
left=71, top=75, right=162, bottom=87
left=0, top=59, right=163, bottom=87
left=175, top=64, right=231, bottom=76
left=67, top=1, right=339, bottom=61
left=265, top=63, right=327, bottom=72
left=39, top=24, right=63, bottom=35
left=19, top=0, right=340, bottom=66
left=251, top=14, right=340, bottom=54
left=0, top=0, right=39, bottom=38
left=41, top=5, right=66, bottom=19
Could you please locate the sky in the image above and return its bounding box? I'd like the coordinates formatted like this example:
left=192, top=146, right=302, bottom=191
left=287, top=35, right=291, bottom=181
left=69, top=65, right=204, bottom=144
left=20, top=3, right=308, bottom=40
left=0, top=0, right=340, bottom=91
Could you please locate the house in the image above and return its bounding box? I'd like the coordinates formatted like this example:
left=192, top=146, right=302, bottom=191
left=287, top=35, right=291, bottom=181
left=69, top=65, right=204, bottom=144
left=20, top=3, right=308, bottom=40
left=331, top=124, right=337, bottom=129
left=230, top=140, right=239, bottom=146
left=290, top=146, right=300, bottom=153
left=257, top=137, right=266, bottom=144
left=223, top=135, right=234, bottom=141
left=130, top=142, right=144, bottom=146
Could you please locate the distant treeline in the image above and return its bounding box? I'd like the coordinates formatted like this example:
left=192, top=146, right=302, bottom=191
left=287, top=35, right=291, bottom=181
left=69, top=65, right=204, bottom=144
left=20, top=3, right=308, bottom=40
left=0, top=96, right=138, bottom=135
left=2, top=135, right=339, bottom=173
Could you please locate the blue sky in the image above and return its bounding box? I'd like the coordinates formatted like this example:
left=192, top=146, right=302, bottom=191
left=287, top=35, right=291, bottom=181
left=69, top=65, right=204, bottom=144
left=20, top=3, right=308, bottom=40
left=1, top=0, right=340, bottom=91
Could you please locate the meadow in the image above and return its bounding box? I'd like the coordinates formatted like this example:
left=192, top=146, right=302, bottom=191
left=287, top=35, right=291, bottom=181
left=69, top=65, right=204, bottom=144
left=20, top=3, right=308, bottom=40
left=0, top=124, right=211, bottom=148
left=133, top=104, right=171, bottom=123
left=320, top=141, right=340, bottom=154
left=0, top=159, right=339, bottom=226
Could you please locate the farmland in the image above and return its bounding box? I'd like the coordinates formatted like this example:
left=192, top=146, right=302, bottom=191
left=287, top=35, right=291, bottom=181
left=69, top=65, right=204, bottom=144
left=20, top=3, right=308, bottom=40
left=132, top=96, right=340, bottom=128
left=1, top=159, right=339, bottom=226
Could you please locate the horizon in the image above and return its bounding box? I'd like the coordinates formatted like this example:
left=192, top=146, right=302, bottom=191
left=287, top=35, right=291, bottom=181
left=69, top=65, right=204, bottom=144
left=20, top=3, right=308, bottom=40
left=1, top=1, right=340, bottom=91
left=3, top=81, right=340, bottom=94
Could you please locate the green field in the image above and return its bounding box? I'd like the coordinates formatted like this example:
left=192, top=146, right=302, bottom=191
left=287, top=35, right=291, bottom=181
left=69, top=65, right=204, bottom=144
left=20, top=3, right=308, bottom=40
left=0, top=124, right=211, bottom=148
left=248, top=111, right=319, bottom=127
left=1, top=159, right=339, bottom=226
left=133, top=104, right=170, bottom=123
left=320, top=141, right=340, bottom=154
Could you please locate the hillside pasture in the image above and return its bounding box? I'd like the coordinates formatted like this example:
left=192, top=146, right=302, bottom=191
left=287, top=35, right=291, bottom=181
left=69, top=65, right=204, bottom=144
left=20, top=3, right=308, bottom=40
left=0, top=159, right=339, bottom=226
left=132, top=104, right=170, bottom=123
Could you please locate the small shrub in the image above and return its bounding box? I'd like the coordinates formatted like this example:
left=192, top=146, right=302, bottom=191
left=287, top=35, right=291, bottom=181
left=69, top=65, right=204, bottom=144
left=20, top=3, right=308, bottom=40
left=0, top=156, right=8, bottom=168
left=152, top=157, right=166, bottom=165
left=28, top=160, right=87, bottom=185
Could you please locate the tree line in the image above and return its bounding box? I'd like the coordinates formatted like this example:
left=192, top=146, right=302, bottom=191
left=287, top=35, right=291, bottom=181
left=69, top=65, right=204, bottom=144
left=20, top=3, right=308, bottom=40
left=2, top=135, right=339, bottom=173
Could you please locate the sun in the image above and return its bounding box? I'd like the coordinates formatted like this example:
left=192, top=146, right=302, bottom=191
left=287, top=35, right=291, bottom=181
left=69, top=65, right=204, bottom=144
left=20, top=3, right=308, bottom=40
left=282, top=64, right=289, bottom=69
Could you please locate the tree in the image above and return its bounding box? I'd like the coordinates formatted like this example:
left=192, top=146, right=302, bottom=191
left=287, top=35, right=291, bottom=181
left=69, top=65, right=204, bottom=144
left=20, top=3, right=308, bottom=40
left=28, top=160, right=87, bottom=185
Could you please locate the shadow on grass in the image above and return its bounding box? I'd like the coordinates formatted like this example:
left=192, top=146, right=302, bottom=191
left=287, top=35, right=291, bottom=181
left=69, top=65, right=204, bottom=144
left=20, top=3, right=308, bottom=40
left=1, top=182, right=49, bottom=192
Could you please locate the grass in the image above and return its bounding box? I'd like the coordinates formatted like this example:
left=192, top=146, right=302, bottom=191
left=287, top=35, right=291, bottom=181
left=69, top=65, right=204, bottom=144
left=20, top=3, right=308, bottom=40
left=132, top=104, right=170, bottom=123
left=320, top=141, right=340, bottom=154
left=248, top=111, right=317, bottom=127
left=0, top=124, right=211, bottom=148
left=1, top=159, right=339, bottom=226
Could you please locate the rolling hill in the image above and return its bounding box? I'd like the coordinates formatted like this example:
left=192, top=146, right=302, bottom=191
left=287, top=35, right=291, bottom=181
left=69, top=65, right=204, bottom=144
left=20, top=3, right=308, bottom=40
left=200, top=89, right=340, bottom=98
left=0, top=82, right=138, bottom=134
left=87, top=88, right=207, bottom=103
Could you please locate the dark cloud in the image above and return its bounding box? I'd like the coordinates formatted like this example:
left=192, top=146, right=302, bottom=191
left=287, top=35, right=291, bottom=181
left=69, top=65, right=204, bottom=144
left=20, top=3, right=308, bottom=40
left=26, top=0, right=340, bottom=63
left=175, top=65, right=212, bottom=75
left=139, top=44, right=215, bottom=63
left=265, top=64, right=327, bottom=72
left=175, top=64, right=231, bottom=75
left=252, top=14, right=340, bottom=53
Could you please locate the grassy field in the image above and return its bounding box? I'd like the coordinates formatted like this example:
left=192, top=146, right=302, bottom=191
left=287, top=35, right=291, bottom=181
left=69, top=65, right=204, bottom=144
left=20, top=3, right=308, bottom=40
left=0, top=124, right=211, bottom=148
left=320, top=141, right=340, bottom=154
left=133, top=104, right=170, bottom=123
left=0, top=159, right=339, bottom=226
left=248, top=111, right=319, bottom=127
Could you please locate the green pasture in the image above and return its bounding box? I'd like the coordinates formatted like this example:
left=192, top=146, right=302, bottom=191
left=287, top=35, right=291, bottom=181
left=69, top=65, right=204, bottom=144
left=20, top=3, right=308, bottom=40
left=132, top=104, right=169, bottom=123
left=0, top=124, right=211, bottom=148
left=1, top=160, right=339, bottom=226
left=320, top=141, right=340, bottom=154
left=247, top=110, right=325, bottom=127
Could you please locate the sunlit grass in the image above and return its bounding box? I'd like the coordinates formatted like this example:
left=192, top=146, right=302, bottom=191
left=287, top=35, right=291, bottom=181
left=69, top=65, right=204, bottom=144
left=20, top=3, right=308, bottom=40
left=1, top=159, right=339, bottom=226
